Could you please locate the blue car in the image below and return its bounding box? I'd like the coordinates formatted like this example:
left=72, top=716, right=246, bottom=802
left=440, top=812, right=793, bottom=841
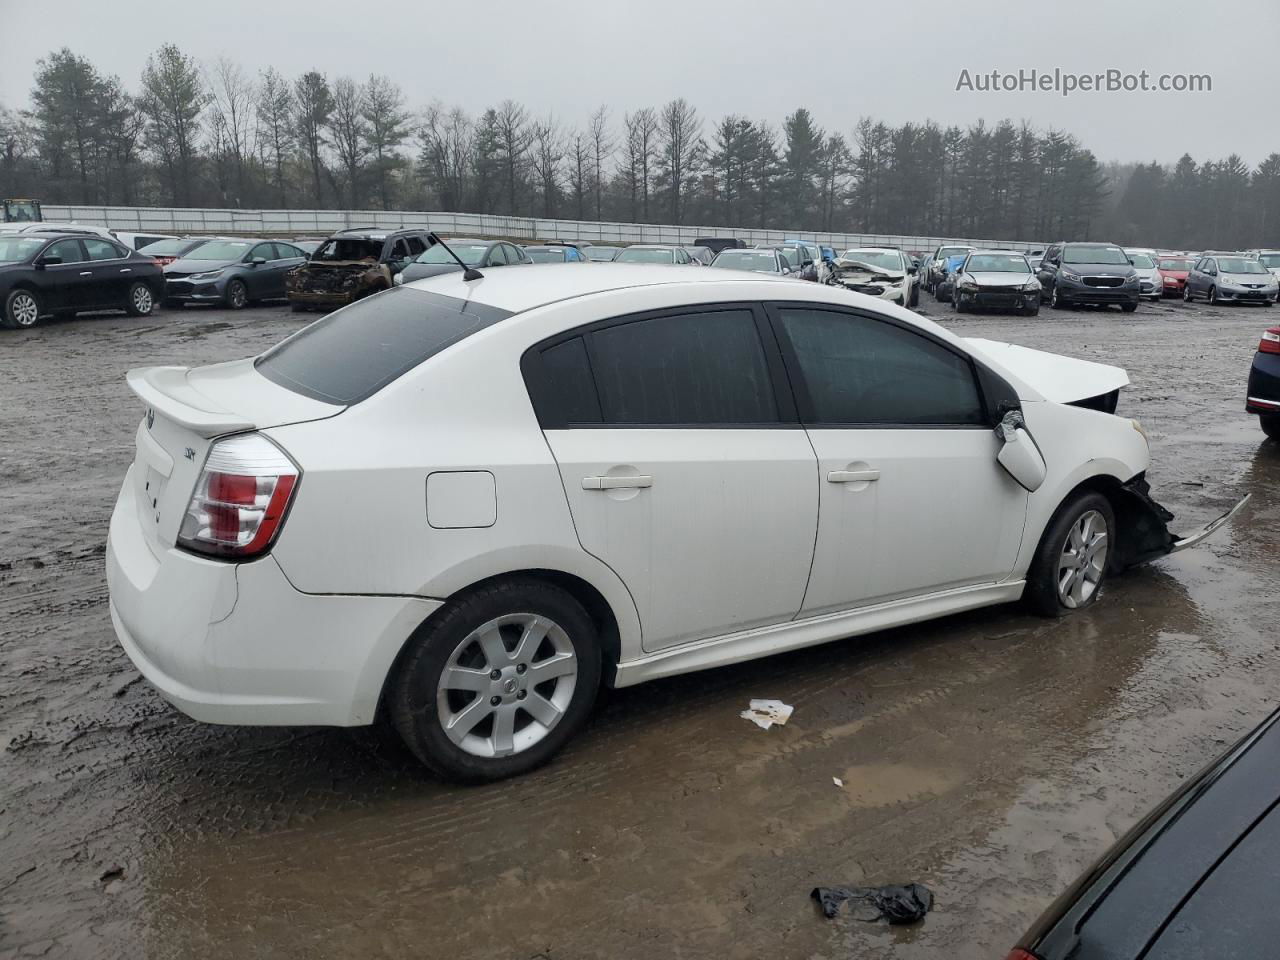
left=934, top=253, right=969, bottom=303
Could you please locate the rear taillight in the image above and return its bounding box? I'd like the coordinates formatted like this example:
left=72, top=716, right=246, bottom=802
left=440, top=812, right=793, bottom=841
left=177, top=433, right=299, bottom=559
left=1260, top=327, right=1280, bottom=354
left=1003, top=951, right=1040, bottom=960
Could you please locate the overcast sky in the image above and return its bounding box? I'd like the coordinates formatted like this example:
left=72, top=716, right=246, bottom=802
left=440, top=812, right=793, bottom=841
left=3, top=0, right=1276, bottom=166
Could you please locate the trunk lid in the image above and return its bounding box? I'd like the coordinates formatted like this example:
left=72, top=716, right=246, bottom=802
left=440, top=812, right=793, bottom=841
left=125, top=360, right=341, bottom=557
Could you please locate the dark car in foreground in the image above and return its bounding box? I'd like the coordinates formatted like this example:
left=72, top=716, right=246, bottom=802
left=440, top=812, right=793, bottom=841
left=1, top=232, right=162, bottom=328
left=396, top=238, right=531, bottom=283
left=1247, top=326, right=1280, bottom=439
left=1037, top=242, right=1140, bottom=311
left=1007, top=705, right=1280, bottom=960
left=163, top=239, right=307, bottom=309
left=951, top=250, right=1040, bottom=315
left=286, top=227, right=430, bottom=310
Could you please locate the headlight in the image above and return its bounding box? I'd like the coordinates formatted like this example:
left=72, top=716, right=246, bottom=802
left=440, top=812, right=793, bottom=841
left=888, top=277, right=904, bottom=286
left=1131, top=419, right=1148, bottom=443
left=393, top=271, right=405, bottom=286
left=1022, top=278, right=1041, bottom=291
left=1124, top=274, right=1139, bottom=285
left=189, top=269, right=223, bottom=281
left=1060, top=268, right=1081, bottom=282
left=958, top=279, right=978, bottom=292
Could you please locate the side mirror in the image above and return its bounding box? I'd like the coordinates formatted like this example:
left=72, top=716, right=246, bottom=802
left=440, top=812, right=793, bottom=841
left=803, top=259, right=814, bottom=268
left=907, top=265, right=918, bottom=275
left=35, top=255, right=62, bottom=267
left=995, top=411, right=1046, bottom=493
left=250, top=256, right=267, bottom=266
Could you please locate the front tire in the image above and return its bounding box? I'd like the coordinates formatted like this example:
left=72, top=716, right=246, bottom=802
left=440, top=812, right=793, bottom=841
left=225, top=279, right=248, bottom=310
left=1208, top=285, right=1219, bottom=306
left=1121, top=302, right=1138, bottom=313
left=126, top=281, right=154, bottom=317
left=908, top=283, right=919, bottom=308
left=1024, top=491, right=1115, bottom=617
left=3, top=288, right=41, bottom=328
left=1051, top=285, right=1067, bottom=309
left=390, top=578, right=602, bottom=782
left=1262, top=414, right=1280, bottom=441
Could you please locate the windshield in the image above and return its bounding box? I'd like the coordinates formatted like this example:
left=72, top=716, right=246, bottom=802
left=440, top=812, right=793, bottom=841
left=311, top=238, right=382, bottom=261
left=0, top=236, right=45, bottom=263
left=966, top=254, right=1030, bottom=274
left=840, top=250, right=901, bottom=271
left=1257, top=254, right=1280, bottom=268
left=1127, top=253, right=1156, bottom=269
left=616, top=247, right=674, bottom=264
left=415, top=243, right=487, bottom=266
left=139, top=238, right=198, bottom=256
left=1218, top=257, right=1268, bottom=274
left=938, top=246, right=971, bottom=259
left=588, top=247, right=619, bottom=260
left=712, top=250, right=779, bottom=271
left=184, top=240, right=252, bottom=261
left=256, top=288, right=513, bottom=405
left=525, top=248, right=568, bottom=263
left=1063, top=245, right=1129, bottom=265
left=1158, top=257, right=1193, bottom=270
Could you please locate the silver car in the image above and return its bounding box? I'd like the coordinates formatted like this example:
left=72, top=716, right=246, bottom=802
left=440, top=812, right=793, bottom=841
left=1124, top=250, right=1164, bottom=302
left=1184, top=254, right=1279, bottom=305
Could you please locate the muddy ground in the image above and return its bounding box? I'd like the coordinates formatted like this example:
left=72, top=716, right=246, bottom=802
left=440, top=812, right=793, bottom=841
left=1, top=292, right=1277, bottom=960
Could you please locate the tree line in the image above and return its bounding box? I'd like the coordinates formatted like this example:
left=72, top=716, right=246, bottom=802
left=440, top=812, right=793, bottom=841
left=2, top=46, right=1278, bottom=250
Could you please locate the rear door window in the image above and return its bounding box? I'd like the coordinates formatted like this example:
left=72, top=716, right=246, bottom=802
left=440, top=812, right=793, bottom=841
left=255, top=287, right=512, bottom=405
left=84, top=238, right=126, bottom=260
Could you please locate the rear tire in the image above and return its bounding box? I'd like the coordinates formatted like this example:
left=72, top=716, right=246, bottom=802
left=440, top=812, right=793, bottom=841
left=2, top=288, right=41, bottom=329
left=1262, top=415, right=1280, bottom=441
left=1024, top=491, right=1115, bottom=618
left=390, top=578, right=602, bottom=783
left=125, top=281, right=154, bottom=317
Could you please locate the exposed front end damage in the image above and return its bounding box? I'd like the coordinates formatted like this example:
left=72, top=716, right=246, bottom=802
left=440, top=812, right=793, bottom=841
left=1112, top=475, right=1250, bottom=570
left=286, top=262, right=392, bottom=308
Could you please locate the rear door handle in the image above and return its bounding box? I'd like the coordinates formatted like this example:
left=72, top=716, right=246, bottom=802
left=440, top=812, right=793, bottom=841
left=582, top=475, right=653, bottom=490
left=827, top=469, right=880, bottom=483
left=120, top=267, right=132, bottom=273
left=79, top=271, right=92, bottom=276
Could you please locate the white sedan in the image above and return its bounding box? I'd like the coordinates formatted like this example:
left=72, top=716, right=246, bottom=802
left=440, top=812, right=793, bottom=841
left=106, top=263, right=1238, bottom=782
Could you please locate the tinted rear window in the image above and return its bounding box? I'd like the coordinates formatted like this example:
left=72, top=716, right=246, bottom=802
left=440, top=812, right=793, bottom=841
left=255, top=287, right=512, bottom=405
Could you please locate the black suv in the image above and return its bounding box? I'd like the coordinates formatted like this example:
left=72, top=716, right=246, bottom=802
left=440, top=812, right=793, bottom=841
left=1036, top=242, right=1141, bottom=312
left=286, top=227, right=432, bottom=310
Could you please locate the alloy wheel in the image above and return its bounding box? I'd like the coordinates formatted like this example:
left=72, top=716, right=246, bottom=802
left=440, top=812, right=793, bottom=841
left=228, top=282, right=247, bottom=309
left=436, top=613, right=578, bottom=758
left=11, top=292, right=38, bottom=327
left=132, top=286, right=152, bottom=314
left=1057, top=510, right=1108, bottom=609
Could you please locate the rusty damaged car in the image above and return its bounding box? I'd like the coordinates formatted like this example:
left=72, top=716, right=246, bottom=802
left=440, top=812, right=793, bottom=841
left=286, top=227, right=431, bottom=311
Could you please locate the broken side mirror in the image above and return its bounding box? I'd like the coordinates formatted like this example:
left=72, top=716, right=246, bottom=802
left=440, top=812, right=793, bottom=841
left=995, top=410, right=1046, bottom=492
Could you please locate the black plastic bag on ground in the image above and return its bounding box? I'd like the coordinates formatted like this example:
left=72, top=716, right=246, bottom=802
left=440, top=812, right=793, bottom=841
left=811, top=883, right=934, bottom=924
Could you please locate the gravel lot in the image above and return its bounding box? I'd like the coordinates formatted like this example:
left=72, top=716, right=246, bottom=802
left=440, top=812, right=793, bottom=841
left=2, top=294, right=1277, bottom=959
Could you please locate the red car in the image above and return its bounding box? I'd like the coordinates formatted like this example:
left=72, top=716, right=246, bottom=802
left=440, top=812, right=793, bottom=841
left=1156, top=255, right=1194, bottom=297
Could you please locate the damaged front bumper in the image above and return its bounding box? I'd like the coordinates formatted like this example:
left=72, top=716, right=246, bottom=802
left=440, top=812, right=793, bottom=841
left=1114, top=475, right=1250, bottom=569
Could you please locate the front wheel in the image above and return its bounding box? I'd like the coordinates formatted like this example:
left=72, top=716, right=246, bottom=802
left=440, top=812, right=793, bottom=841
left=1262, top=415, right=1280, bottom=441
left=1051, top=285, right=1067, bottom=309
left=1183, top=284, right=1193, bottom=302
left=2, top=288, right=41, bottom=329
left=1021, top=304, right=1040, bottom=317
left=225, top=279, right=248, bottom=310
left=1208, top=285, right=1219, bottom=306
left=908, top=283, right=919, bottom=308
left=1121, top=302, right=1138, bottom=313
left=390, top=579, right=602, bottom=782
left=126, top=281, right=155, bottom=317
left=1024, top=491, right=1115, bottom=617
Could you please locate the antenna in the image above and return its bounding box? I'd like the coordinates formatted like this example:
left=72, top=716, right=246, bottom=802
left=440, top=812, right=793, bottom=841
left=427, top=231, right=483, bottom=281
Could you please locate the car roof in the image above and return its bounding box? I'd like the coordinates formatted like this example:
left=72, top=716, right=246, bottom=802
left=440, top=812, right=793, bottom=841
left=623, top=244, right=678, bottom=250
left=842, top=247, right=902, bottom=254
left=967, top=249, right=1027, bottom=257
left=402, top=263, right=797, bottom=313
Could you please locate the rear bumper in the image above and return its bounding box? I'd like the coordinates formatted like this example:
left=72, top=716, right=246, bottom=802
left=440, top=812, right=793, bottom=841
left=1247, top=351, right=1280, bottom=415
left=106, top=471, right=441, bottom=726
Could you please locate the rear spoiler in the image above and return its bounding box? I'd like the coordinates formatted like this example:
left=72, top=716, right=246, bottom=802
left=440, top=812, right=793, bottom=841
left=125, top=366, right=255, bottom=437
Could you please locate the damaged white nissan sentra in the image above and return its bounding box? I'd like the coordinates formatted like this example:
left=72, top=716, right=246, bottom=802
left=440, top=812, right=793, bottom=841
left=106, top=262, right=1246, bottom=782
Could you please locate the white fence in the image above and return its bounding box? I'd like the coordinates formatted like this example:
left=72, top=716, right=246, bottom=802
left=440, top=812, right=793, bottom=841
left=41, top=205, right=1043, bottom=253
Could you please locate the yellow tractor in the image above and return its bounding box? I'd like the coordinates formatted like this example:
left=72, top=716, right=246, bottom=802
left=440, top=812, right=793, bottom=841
left=2, top=199, right=42, bottom=223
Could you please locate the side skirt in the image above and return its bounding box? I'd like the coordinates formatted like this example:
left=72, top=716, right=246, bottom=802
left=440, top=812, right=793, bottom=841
left=612, top=581, right=1025, bottom=688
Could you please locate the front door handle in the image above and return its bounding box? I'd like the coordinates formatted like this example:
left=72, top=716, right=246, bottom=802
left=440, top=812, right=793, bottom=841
left=827, top=469, right=880, bottom=483
left=582, top=475, right=653, bottom=490
left=79, top=270, right=92, bottom=276
left=120, top=267, right=132, bottom=273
